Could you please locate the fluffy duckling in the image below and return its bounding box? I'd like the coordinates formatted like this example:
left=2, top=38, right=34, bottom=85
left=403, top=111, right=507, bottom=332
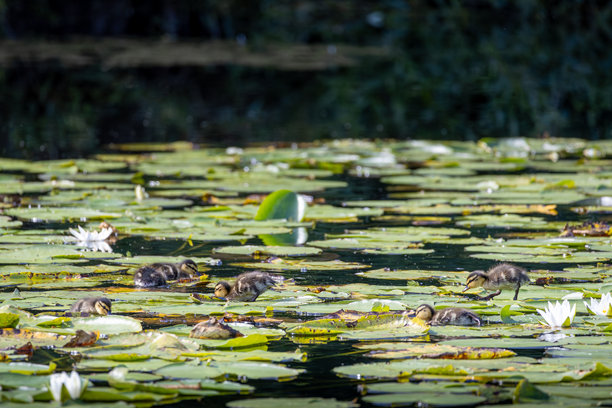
left=214, top=271, right=283, bottom=302
left=189, top=317, right=243, bottom=339
left=415, top=304, right=481, bottom=326
left=464, top=263, right=530, bottom=301
left=134, top=259, right=198, bottom=288
left=70, top=297, right=112, bottom=315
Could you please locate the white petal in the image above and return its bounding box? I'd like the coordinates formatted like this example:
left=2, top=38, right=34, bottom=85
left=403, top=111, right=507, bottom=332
left=97, top=227, right=114, bottom=241
left=537, top=309, right=554, bottom=327
left=96, top=242, right=113, bottom=253
left=562, top=292, right=583, bottom=300
left=68, top=228, right=81, bottom=240
left=65, top=371, right=82, bottom=399
left=48, top=374, right=64, bottom=402
left=584, top=301, right=595, bottom=315
left=109, top=366, right=128, bottom=381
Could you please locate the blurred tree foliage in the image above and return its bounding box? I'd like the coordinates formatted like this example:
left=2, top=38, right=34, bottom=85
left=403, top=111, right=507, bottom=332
left=1, top=0, right=611, bottom=158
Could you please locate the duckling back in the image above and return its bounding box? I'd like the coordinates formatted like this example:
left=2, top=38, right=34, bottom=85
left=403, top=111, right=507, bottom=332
left=150, top=263, right=182, bottom=280
left=190, top=317, right=243, bottom=339
left=134, top=266, right=168, bottom=287
left=227, top=271, right=284, bottom=301
left=486, top=263, right=530, bottom=290
left=430, top=307, right=481, bottom=326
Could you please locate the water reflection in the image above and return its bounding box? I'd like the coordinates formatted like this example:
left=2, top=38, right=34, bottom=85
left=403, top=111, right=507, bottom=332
left=260, top=227, right=308, bottom=246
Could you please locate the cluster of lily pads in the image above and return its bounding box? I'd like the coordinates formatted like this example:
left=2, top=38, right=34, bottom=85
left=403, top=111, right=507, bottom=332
left=0, top=138, right=612, bottom=407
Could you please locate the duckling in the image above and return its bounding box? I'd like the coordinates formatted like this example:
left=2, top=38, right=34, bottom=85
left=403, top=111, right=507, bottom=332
left=463, top=263, right=530, bottom=301
left=70, top=297, right=112, bottom=315
left=415, top=304, right=481, bottom=326
left=99, top=221, right=118, bottom=244
left=134, top=259, right=198, bottom=288
left=214, top=271, right=284, bottom=301
left=189, top=317, right=243, bottom=339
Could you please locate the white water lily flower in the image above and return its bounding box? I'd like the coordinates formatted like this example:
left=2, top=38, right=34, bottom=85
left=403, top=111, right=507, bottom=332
left=584, top=293, right=612, bottom=316
left=134, top=185, right=149, bottom=201
left=109, top=366, right=128, bottom=382
left=69, top=225, right=113, bottom=242
left=537, top=299, right=576, bottom=328
left=69, top=225, right=113, bottom=252
left=48, top=371, right=85, bottom=402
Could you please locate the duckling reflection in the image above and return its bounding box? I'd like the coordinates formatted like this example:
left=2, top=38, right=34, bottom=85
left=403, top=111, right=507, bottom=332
left=415, top=304, right=481, bottom=326
left=134, top=259, right=198, bottom=288
left=464, top=263, right=530, bottom=301
left=70, top=297, right=112, bottom=315
left=190, top=317, right=243, bottom=339
left=214, top=271, right=283, bottom=302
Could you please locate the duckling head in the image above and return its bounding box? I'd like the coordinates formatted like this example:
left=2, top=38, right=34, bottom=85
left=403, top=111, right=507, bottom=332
left=180, top=259, right=198, bottom=276
left=415, top=304, right=434, bottom=321
left=94, top=298, right=112, bottom=315
left=464, top=270, right=487, bottom=291
left=214, top=281, right=232, bottom=298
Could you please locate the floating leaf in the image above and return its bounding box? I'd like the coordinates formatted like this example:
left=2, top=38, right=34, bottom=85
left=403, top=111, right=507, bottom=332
left=214, top=245, right=321, bottom=257
left=358, top=343, right=516, bottom=360
left=155, top=360, right=303, bottom=381
left=0, top=313, right=20, bottom=328
left=254, top=190, right=306, bottom=222
left=72, top=316, right=142, bottom=335
left=514, top=378, right=550, bottom=402
left=227, top=397, right=358, bottom=408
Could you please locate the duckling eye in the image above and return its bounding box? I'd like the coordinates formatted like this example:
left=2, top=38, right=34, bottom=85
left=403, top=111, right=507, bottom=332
left=95, top=302, right=111, bottom=314
left=466, top=275, right=479, bottom=287
left=415, top=306, right=430, bottom=317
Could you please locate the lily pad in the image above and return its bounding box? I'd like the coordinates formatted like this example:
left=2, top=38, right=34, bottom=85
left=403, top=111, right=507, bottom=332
left=214, top=245, right=321, bottom=257
left=226, top=398, right=358, bottom=408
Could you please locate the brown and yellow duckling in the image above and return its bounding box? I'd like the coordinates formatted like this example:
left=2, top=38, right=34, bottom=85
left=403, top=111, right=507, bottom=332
left=134, top=259, right=198, bottom=288
left=415, top=304, right=481, bottom=326
left=189, top=317, right=243, bottom=339
left=214, top=271, right=284, bottom=302
left=70, top=297, right=112, bottom=315
left=463, top=263, right=530, bottom=301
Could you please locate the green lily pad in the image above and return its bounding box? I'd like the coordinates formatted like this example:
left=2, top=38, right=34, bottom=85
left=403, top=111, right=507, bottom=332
left=254, top=190, right=306, bottom=222
left=226, top=398, right=358, bottom=408
left=214, top=245, right=321, bottom=257
left=155, top=360, right=303, bottom=381
left=4, top=207, right=122, bottom=222
left=72, top=316, right=143, bottom=335
left=363, top=392, right=486, bottom=407
left=0, top=245, right=120, bottom=264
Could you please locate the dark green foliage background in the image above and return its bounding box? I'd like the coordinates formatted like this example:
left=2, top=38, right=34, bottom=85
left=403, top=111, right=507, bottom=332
left=1, top=1, right=611, bottom=158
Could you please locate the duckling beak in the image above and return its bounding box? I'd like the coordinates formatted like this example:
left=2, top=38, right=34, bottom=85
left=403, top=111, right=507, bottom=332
left=462, top=285, right=469, bottom=292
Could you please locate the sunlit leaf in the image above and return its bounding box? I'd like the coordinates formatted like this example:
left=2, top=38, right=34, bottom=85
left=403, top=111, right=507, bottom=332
left=254, top=190, right=306, bottom=222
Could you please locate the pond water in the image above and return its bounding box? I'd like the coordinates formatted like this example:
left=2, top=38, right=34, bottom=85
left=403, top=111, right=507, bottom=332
left=0, top=138, right=612, bottom=408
